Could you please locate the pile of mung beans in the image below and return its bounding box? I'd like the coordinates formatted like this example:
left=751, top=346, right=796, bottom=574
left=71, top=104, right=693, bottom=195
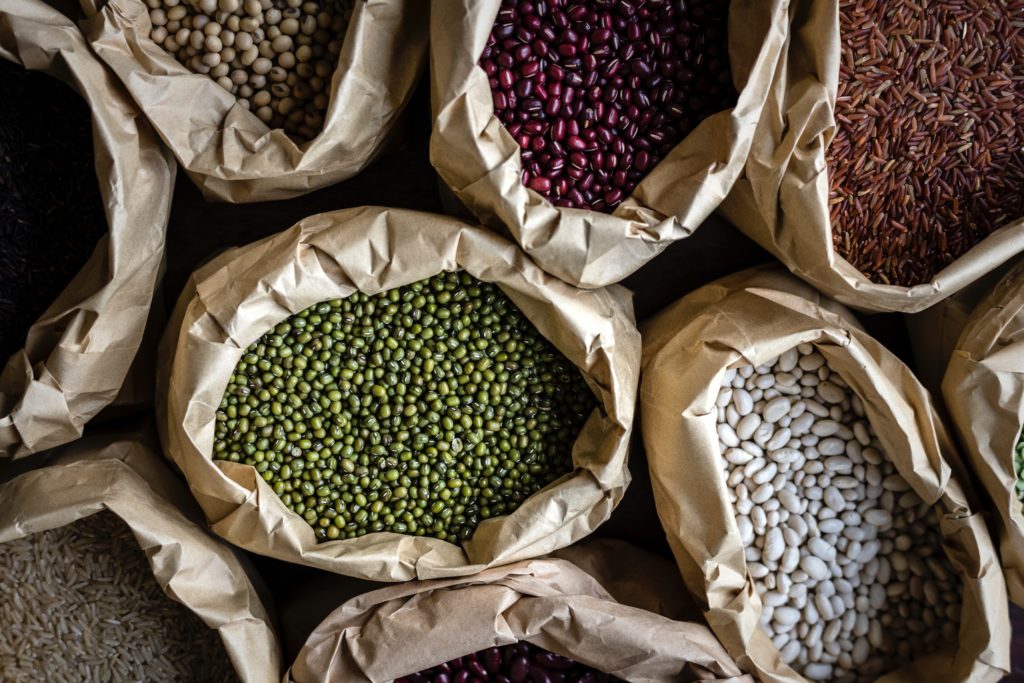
left=481, top=0, right=736, bottom=212
left=716, top=345, right=961, bottom=682
left=214, top=271, right=595, bottom=543
left=396, top=641, right=623, bottom=683
left=147, top=0, right=354, bottom=141
left=1014, top=428, right=1024, bottom=510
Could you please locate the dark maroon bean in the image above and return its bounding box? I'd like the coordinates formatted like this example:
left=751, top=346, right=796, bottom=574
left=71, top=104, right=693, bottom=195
left=527, top=176, right=552, bottom=193
left=467, top=660, right=488, bottom=679
left=551, top=118, right=566, bottom=140
left=432, top=674, right=451, bottom=683
left=499, top=68, right=515, bottom=90
left=520, top=60, right=540, bottom=78
left=453, top=671, right=471, bottom=683
left=523, top=120, right=546, bottom=135
left=528, top=670, right=553, bottom=683
left=484, top=647, right=503, bottom=673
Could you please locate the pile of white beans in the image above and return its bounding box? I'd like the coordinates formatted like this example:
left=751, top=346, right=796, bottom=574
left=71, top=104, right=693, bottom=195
left=146, top=0, right=353, bottom=141
left=716, top=343, right=961, bottom=682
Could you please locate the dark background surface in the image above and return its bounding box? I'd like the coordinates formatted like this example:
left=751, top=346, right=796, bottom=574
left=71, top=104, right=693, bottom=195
left=49, top=74, right=1024, bottom=676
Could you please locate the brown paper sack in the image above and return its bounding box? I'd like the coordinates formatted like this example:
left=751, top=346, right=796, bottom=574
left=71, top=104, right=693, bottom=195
left=905, top=261, right=1018, bottom=400
left=428, top=0, right=790, bottom=289
left=0, top=0, right=175, bottom=459
left=0, top=436, right=281, bottom=682
left=640, top=266, right=1010, bottom=682
left=158, top=206, right=639, bottom=581
left=285, top=552, right=754, bottom=683
left=718, top=0, right=1024, bottom=313
left=81, top=0, right=426, bottom=203
left=942, top=259, right=1024, bottom=607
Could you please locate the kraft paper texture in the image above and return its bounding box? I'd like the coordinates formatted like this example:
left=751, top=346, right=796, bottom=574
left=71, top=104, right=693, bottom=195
left=0, top=436, right=281, bottom=683
left=83, top=0, right=426, bottom=202
left=158, top=206, right=639, bottom=581
left=429, top=0, right=790, bottom=288
left=640, top=265, right=1010, bottom=682
left=943, top=259, right=1024, bottom=606
left=0, top=0, right=175, bottom=458
left=718, top=0, right=1024, bottom=313
left=286, top=551, right=753, bottom=683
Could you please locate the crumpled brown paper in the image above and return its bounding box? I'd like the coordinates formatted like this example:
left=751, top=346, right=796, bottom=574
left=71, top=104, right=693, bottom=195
left=157, top=206, right=639, bottom=581
left=0, top=435, right=281, bottom=683
left=285, top=549, right=754, bottom=683
left=640, top=266, right=1010, bottom=683
left=81, top=0, right=426, bottom=203
left=428, top=0, right=790, bottom=289
left=942, top=259, right=1024, bottom=607
left=718, top=0, right=1024, bottom=313
left=905, top=262, right=1017, bottom=399
left=0, top=0, right=175, bottom=459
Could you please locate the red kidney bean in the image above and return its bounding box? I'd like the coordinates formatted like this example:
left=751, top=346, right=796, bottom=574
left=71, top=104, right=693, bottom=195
left=481, top=0, right=736, bottom=212
left=402, top=642, right=623, bottom=683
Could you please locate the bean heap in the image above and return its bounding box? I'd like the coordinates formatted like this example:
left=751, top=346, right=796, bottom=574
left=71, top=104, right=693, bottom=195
left=827, top=0, right=1024, bottom=287
left=1015, top=428, right=1024, bottom=510
left=146, top=0, right=353, bottom=142
left=0, top=62, right=107, bottom=363
left=214, top=272, right=594, bottom=543
left=396, top=641, right=623, bottom=683
left=481, top=0, right=736, bottom=213
left=715, top=345, right=962, bottom=682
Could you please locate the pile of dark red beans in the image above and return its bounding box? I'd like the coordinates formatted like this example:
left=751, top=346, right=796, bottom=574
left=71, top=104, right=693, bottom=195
left=480, top=0, right=736, bottom=212
left=396, top=641, right=624, bottom=683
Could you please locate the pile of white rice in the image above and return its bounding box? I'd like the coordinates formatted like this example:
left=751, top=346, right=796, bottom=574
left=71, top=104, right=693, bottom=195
left=0, top=511, right=239, bottom=682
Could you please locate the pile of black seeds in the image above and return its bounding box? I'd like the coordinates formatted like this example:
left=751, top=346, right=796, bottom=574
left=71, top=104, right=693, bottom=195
left=0, top=60, right=107, bottom=363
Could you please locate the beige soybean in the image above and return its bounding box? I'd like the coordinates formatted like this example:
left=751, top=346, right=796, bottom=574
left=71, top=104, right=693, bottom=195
left=147, top=0, right=353, bottom=141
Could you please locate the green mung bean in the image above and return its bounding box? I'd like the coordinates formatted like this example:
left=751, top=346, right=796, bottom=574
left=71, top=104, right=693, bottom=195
left=213, top=271, right=595, bottom=543
left=1015, top=427, right=1024, bottom=507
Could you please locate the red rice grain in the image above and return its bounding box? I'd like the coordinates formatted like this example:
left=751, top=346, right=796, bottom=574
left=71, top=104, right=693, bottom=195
left=827, top=0, right=1024, bottom=287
